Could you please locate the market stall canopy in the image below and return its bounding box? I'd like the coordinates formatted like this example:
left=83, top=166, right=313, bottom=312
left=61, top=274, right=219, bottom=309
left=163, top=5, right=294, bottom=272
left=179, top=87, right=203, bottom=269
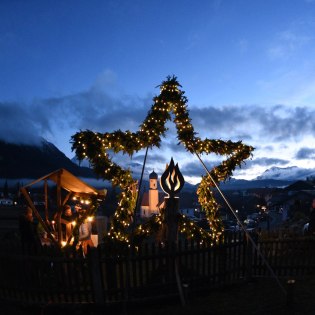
left=22, top=168, right=106, bottom=196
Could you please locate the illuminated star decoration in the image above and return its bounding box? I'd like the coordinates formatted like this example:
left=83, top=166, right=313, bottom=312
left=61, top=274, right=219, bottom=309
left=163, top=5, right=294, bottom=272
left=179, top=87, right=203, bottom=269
left=71, top=76, right=254, bottom=245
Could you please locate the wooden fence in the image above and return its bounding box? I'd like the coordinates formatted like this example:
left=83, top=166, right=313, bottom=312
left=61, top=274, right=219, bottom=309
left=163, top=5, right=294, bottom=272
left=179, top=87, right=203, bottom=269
left=0, top=232, right=315, bottom=306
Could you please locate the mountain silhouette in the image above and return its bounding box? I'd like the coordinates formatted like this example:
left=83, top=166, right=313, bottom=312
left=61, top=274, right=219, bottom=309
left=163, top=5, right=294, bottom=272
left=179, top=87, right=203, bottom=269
left=0, top=139, right=95, bottom=179
left=0, top=139, right=295, bottom=191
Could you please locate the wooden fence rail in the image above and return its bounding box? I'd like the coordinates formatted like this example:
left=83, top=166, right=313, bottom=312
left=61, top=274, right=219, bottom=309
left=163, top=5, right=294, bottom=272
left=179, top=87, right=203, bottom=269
left=0, top=232, right=315, bottom=306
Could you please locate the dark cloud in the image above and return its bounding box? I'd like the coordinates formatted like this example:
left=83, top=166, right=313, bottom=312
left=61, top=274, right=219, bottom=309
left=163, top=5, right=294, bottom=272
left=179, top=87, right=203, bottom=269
left=3, top=89, right=315, bottom=148
left=132, top=154, right=148, bottom=163
left=260, top=145, right=274, bottom=152
left=296, top=147, right=315, bottom=160
left=0, top=101, right=47, bottom=144
left=39, top=89, right=152, bottom=133
left=182, top=161, right=208, bottom=177
left=161, top=156, right=289, bottom=180
left=256, top=106, right=315, bottom=142
left=103, top=150, right=169, bottom=180
left=243, top=157, right=289, bottom=168
left=182, top=157, right=288, bottom=178
left=190, top=106, right=248, bottom=130
left=161, top=141, right=188, bottom=153
left=190, top=104, right=315, bottom=143
left=181, top=159, right=225, bottom=178
left=2, top=87, right=315, bottom=181
left=146, top=153, right=168, bottom=165
left=0, top=89, right=153, bottom=145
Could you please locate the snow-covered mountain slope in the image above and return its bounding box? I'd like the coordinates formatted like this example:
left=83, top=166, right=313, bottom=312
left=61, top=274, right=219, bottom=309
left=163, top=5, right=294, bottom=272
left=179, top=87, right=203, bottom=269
left=256, top=166, right=315, bottom=181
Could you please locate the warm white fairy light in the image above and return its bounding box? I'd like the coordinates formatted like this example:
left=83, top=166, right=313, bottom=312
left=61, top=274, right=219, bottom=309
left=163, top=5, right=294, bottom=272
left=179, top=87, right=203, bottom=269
left=71, top=76, right=253, bottom=245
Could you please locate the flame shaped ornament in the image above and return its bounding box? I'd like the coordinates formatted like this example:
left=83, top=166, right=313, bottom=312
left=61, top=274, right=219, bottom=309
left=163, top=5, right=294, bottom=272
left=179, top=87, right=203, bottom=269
left=160, top=158, right=185, bottom=197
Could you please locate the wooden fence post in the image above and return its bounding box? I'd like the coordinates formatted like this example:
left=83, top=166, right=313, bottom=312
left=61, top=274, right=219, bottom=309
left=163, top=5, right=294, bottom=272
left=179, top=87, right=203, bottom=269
left=88, top=247, right=104, bottom=304
left=218, top=236, right=227, bottom=284
left=245, top=233, right=254, bottom=281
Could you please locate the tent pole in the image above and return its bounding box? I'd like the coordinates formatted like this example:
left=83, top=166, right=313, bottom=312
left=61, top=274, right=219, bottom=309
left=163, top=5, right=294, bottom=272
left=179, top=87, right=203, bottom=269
left=62, top=191, right=72, bottom=206
left=20, top=187, right=58, bottom=245
left=56, top=170, right=62, bottom=245
left=44, top=180, right=48, bottom=222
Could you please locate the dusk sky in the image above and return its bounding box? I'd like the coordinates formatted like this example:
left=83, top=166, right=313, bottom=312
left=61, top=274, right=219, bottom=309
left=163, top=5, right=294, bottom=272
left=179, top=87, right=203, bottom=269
left=2, top=0, right=315, bottom=184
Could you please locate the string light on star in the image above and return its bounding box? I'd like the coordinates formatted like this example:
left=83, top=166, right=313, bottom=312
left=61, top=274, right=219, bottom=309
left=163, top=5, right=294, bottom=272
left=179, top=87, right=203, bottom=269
left=71, top=76, right=254, bottom=246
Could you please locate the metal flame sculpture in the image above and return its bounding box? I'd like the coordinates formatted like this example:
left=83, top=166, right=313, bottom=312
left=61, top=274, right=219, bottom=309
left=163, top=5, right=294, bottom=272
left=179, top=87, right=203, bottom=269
left=160, top=158, right=185, bottom=198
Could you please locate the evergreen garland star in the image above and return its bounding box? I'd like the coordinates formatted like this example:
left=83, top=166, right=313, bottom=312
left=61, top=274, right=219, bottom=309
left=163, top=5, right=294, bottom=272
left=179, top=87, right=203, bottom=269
left=71, top=76, right=254, bottom=244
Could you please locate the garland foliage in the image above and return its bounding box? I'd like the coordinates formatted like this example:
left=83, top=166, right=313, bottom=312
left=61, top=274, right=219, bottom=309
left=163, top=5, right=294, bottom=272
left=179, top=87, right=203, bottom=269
left=71, top=76, right=254, bottom=245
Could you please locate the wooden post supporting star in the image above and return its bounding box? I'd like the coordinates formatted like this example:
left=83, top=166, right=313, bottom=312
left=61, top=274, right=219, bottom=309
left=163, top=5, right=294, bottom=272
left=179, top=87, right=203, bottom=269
left=71, top=76, right=254, bottom=246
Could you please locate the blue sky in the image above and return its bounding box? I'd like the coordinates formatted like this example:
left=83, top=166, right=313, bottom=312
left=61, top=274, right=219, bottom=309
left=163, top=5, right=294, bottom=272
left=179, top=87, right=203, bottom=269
left=1, top=0, right=315, bottom=184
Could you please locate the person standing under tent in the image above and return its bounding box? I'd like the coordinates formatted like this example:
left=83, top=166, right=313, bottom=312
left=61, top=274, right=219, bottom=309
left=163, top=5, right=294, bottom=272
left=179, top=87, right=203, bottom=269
left=60, top=204, right=74, bottom=243
left=78, top=209, right=94, bottom=255
left=19, top=207, right=41, bottom=250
